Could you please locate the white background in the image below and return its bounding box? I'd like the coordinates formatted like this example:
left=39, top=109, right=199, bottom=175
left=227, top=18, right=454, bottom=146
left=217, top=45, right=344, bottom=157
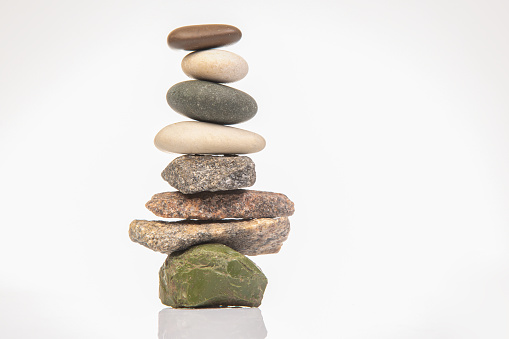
left=1, top=0, right=509, bottom=338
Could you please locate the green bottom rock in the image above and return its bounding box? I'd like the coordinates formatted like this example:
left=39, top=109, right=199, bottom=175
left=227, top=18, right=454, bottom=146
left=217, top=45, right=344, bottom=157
left=159, top=243, right=268, bottom=308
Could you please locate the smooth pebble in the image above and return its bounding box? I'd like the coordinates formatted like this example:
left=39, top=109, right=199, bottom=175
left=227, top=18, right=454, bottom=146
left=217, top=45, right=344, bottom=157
left=167, top=24, right=242, bottom=51
left=154, top=121, right=265, bottom=154
left=167, top=80, right=257, bottom=125
left=182, top=49, right=248, bottom=83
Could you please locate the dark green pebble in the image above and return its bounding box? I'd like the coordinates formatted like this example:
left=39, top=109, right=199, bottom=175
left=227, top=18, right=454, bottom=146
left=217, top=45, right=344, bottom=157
left=159, top=243, right=268, bottom=308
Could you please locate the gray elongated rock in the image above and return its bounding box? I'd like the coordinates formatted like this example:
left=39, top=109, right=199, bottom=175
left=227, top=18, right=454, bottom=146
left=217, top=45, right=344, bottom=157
left=167, top=80, right=257, bottom=125
left=129, top=217, right=290, bottom=256
left=162, top=155, right=255, bottom=194
left=159, top=244, right=268, bottom=308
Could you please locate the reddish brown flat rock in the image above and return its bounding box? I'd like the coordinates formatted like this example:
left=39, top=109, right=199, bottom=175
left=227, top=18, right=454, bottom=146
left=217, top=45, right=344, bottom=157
left=167, top=24, right=242, bottom=50
left=146, top=190, right=295, bottom=220
left=129, top=217, right=290, bottom=256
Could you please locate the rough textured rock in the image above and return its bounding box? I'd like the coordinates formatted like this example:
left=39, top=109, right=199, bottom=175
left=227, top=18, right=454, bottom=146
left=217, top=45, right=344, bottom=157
left=154, top=121, right=265, bottom=155
left=162, top=155, right=255, bottom=194
left=159, top=243, right=268, bottom=308
left=129, top=217, right=290, bottom=256
left=146, top=190, right=295, bottom=220
left=167, top=24, right=242, bottom=51
left=182, top=49, right=248, bottom=83
left=167, top=80, right=257, bottom=125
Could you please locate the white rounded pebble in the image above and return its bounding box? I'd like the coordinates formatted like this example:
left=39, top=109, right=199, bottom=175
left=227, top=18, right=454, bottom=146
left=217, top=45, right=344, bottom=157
left=154, top=121, right=265, bottom=154
left=181, top=50, right=249, bottom=83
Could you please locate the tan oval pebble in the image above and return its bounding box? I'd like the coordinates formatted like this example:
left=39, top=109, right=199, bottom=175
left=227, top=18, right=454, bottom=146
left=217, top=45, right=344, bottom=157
left=181, top=50, right=248, bottom=83
left=154, top=121, right=265, bottom=155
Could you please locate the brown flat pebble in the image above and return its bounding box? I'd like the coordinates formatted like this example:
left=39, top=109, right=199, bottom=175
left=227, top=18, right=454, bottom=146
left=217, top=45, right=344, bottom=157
left=146, top=190, right=295, bottom=220
left=129, top=217, right=290, bottom=256
left=167, top=24, right=242, bottom=50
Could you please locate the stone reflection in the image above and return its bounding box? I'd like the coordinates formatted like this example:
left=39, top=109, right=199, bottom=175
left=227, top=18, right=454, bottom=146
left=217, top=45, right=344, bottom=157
left=158, top=307, right=267, bottom=339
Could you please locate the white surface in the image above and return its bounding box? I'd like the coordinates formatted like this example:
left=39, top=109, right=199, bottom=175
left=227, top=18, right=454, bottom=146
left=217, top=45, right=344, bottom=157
left=158, top=308, right=267, bottom=339
left=1, top=0, right=509, bottom=338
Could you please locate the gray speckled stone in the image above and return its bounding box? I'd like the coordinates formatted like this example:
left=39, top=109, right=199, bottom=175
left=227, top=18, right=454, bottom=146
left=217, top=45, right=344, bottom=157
left=162, top=155, right=255, bottom=194
left=166, top=80, right=257, bottom=125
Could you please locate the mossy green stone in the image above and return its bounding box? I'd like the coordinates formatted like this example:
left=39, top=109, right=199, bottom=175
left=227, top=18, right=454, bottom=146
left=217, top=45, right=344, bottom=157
left=159, top=243, right=268, bottom=308
left=166, top=80, right=257, bottom=125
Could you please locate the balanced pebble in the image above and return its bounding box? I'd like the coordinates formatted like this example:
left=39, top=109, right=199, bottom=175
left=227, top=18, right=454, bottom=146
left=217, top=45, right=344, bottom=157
left=130, top=218, right=290, bottom=256
left=167, top=80, right=257, bottom=125
left=167, top=24, right=242, bottom=51
left=159, top=244, right=268, bottom=308
left=162, top=155, right=256, bottom=194
left=147, top=190, right=295, bottom=220
left=182, top=50, right=248, bottom=83
left=154, top=121, right=265, bottom=154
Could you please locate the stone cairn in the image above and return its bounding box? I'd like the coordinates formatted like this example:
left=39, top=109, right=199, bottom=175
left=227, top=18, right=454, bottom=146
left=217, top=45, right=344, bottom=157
left=129, top=24, right=295, bottom=308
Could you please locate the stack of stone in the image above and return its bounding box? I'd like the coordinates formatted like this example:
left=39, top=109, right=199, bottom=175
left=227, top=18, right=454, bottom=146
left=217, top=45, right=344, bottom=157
left=129, top=24, right=295, bottom=308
